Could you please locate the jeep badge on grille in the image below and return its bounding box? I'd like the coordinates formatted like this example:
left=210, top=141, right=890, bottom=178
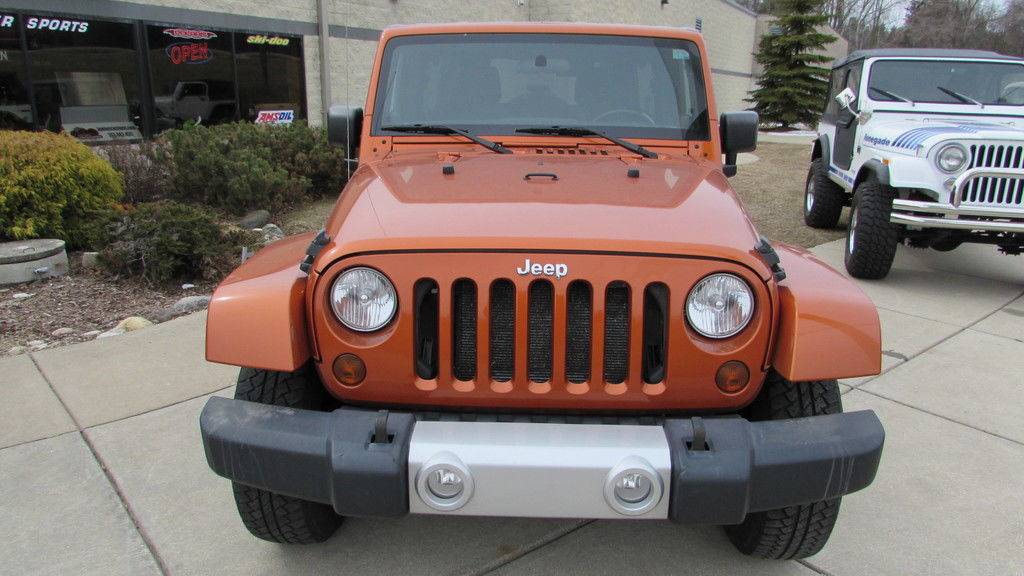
left=516, top=258, right=568, bottom=279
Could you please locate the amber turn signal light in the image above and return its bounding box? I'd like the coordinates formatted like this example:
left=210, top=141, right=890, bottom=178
left=715, top=361, right=749, bottom=394
left=333, top=353, right=366, bottom=386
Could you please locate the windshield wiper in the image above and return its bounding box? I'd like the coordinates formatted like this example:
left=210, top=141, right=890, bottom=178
left=936, top=86, right=984, bottom=107
left=379, top=124, right=511, bottom=154
left=869, top=86, right=913, bottom=104
left=515, top=126, right=658, bottom=159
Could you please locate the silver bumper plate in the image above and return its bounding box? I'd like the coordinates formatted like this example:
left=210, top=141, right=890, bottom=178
left=407, top=421, right=671, bottom=519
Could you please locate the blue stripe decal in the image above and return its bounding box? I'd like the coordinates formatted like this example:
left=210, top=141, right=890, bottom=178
left=889, top=123, right=1017, bottom=150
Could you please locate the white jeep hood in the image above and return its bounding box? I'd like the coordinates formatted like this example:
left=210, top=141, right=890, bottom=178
left=863, top=116, right=1024, bottom=153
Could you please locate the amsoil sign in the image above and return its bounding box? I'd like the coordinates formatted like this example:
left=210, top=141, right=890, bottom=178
left=255, top=110, right=294, bottom=124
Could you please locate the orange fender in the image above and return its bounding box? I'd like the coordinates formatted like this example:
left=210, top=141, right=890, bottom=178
left=206, top=232, right=315, bottom=371
left=771, top=244, right=881, bottom=381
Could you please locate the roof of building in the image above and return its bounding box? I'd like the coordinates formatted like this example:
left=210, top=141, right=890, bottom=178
left=834, top=48, right=1022, bottom=68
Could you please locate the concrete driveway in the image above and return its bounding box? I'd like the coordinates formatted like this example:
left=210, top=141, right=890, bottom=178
left=3, top=240, right=1022, bottom=576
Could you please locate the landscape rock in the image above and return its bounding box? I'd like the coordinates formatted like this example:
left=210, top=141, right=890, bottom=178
left=239, top=209, right=271, bottom=229
left=259, top=223, right=285, bottom=245
left=181, top=283, right=195, bottom=290
left=97, top=329, right=123, bottom=339
left=80, top=252, right=100, bottom=269
left=116, top=316, right=153, bottom=332
left=171, top=295, right=211, bottom=315
left=51, top=327, right=74, bottom=337
left=27, top=340, right=48, bottom=350
left=7, top=346, right=27, bottom=355
left=12, top=292, right=33, bottom=300
left=81, top=330, right=101, bottom=339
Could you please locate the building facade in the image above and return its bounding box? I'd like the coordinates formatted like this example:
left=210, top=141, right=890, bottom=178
left=0, top=0, right=846, bottom=142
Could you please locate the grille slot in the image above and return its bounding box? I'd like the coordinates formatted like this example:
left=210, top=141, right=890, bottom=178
left=642, top=283, right=669, bottom=384
left=603, top=282, right=631, bottom=384
left=565, top=281, right=592, bottom=383
left=413, top=279, right=439, bottom=379
left=489, top=280, right=515, bottom=382
left=965, top=144, right=1024, bottom=207
left=452, top=279, right=476, bottom=381
left=528, top=281, right=554, bottom=382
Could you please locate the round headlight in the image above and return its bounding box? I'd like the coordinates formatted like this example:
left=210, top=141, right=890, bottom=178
left=685, top=273, right=754, bottom=339
left=330, top=267, right=397, bottom=332
left=936, top=144, right=968, bottom=173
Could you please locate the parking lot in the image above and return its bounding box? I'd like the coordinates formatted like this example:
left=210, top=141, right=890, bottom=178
left=3, top=232, right=1022, bottom=575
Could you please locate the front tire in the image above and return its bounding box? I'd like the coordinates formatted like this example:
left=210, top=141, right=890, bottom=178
left=845, top=178, right=899, bottom=279
left=725, top=374, right=844, bottom=559
left=231, top=364, right=343, bottom=544
left=804, top=159, right=845, bottom=228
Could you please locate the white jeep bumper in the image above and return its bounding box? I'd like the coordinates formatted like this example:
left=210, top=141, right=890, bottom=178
left=890, top=168, right=1024, bottom=232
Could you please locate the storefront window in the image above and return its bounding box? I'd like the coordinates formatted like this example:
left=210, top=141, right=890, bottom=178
left=147, top=25, right=237, bottom=131
left=0, top=14, right=32, bottom=130
left=235, top=32, right=305, bottom=123
left=25, top=15, right=143, bottom=142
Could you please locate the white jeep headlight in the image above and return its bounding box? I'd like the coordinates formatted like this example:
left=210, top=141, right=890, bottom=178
left=935, top=143, right=968, bottom=173
left=330, top=267, right=397, bottom=332
left=685, top=273, right=754, bottom=339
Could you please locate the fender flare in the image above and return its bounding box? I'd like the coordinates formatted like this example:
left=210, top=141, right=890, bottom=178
left=770, top=243, right=881, bottom=381
left=812, top=134, right=831, bottom=164
left=206, top=232, right=315, bottom=372
left=856, top=159, right=891, bottom=188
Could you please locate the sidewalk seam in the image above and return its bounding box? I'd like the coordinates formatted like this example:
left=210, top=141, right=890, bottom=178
left=798, top=559, right=835, bottom=575
left=459, top=519, right=594, bottom=576
left=29, top=353, right=172, bottom=576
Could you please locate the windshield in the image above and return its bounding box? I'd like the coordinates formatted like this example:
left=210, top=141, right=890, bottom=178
left=373, top=33, right=710, bottom=140
left=868, top=59, right=1024, bottom=106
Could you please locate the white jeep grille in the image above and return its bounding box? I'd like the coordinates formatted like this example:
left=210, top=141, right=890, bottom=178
left=963, top=144, right=1024, bottom=207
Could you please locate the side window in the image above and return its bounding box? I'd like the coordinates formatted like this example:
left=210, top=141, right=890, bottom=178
left=825, top=67, right=844, bottom=117
left=846, top=65, right=862, bottom=107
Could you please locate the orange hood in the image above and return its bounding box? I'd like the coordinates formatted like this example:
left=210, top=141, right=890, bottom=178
left=318, top=150, right=770, bottom=279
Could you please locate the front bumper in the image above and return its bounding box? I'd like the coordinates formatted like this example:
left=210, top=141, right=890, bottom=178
left=891, top=168, right=1024, bottom=233
left=200, top=397, right=884, bottom=524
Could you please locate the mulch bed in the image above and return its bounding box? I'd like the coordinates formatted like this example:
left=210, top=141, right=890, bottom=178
left=1, top=266, right=212, bottom=354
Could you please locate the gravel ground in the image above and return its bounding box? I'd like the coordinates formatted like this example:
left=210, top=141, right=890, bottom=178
left=0, top=266, right=211, bottom=355
left=731, top=141, right=848, bottom=248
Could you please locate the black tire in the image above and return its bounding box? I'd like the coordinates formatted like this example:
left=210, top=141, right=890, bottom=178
left=231, top=365, right=343, bottom=544
left=725, top=373, right=844, bottom=559
left=844, top=178, right=899, bottom=279
left=803, top=159, right=846, bottom=229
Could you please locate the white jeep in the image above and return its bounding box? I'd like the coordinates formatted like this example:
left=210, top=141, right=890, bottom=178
left=806, top=48, right=1024, bottom=279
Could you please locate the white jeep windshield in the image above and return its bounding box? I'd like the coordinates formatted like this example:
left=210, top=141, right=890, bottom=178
left=868, top=59, right=1024, bottom=106
left=373, top=33, right=710, bottom=141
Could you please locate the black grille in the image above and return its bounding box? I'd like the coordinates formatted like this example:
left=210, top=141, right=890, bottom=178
left=489, top=280, right=515, bottom=381
left=603, top=282, right=631, bottom=384
left=528, top=281, right=554, bottom=382
left=452, top=279, right=476, bottom=381
left=413, top=279, right=439, bottom=379
left=642, top=283, right=669, bottom=384
left=565, top=281, right=592, bottom=383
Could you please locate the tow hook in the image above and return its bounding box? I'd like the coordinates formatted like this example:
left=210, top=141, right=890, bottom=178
left=688, top=417, right=709, bottom=451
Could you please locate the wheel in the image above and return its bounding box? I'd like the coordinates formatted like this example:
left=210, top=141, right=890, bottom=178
left=725, top=373, right=844, bottom=559
left=230, top=364, right=343, bottom=544
left=844, top=177, right=899, bottom=279
left=803, top=158, right=845, bottom=228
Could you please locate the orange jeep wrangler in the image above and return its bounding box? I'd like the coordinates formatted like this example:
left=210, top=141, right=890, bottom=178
left=200, top=23, right=884, bottom=559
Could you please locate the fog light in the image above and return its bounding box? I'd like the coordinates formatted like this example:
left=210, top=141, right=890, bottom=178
left=416, top=452, right=474, bottom=511
left=426, top=468, right=465, bottom=499
left=614, top=472, right=653, bottom=504
left=604, top=456, right=662, bottom=516
left=716, top=361, right=749, bottom=394
left=333, top=353, right=366, bottom=386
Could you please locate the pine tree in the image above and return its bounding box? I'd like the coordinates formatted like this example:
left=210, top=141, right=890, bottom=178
left=748, top=0, right=836, bottom=129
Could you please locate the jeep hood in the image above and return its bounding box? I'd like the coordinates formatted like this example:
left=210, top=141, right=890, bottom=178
left=863, top=116, right=1024, bottom=153
left=317, top=151, right=769, bottom=278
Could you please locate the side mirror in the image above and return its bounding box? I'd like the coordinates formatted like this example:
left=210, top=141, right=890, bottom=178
left=835, top=87, right=857, bottom=111
left=720, top=111, right=758, bottom=177
left=328, top=105, right=363, bottom=174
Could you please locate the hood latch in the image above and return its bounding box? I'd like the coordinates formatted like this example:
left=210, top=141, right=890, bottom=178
left=755, top=237, right=787, bottom=282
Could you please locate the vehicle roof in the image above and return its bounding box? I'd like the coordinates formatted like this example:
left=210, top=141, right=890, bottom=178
left=833, top=48, right=1022, bottom=68
left=380, top=22, right=704, bottom=42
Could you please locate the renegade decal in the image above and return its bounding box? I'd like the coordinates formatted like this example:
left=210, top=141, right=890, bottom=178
left=863, top=134, right=892, bottom=147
